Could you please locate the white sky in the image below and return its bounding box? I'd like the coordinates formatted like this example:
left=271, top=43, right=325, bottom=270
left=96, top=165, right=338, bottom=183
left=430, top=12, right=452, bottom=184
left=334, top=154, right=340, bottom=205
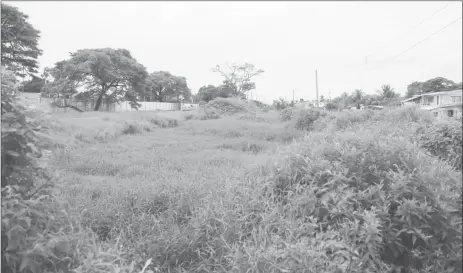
left=8, top=1, right=463, bottom=103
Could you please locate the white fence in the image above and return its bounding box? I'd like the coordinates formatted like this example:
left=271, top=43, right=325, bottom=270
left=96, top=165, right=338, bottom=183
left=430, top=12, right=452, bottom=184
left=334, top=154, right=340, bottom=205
left=116, top=101, right=181, bottom=112
left=19, top=93, right=199, bottom=113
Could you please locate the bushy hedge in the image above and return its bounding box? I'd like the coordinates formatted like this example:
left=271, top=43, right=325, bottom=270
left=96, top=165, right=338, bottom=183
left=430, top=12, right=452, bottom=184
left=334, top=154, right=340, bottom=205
left=294, top=108, right=325, bottom=131
left=418, top=119, right=462, bottom=170
left=1, top=67, right=134, bottom=273
left=279, top=108, right=293, bottom=121
left=206, top=97, right=258, bottom=115
left=265, top=122, right=462, bottom=272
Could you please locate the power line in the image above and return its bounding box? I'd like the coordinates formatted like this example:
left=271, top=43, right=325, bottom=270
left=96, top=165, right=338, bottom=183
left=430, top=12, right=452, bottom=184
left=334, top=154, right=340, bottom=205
left=366, top=2, right=453, bottom=59
left=340, top=3, right=454, bottom=71
left=391, top=15, right=462, bottom=60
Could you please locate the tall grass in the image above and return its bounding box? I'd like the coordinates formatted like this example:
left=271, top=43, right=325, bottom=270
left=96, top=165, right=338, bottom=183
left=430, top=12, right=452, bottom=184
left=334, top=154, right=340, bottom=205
left=4, top=102, right=462, bottom=273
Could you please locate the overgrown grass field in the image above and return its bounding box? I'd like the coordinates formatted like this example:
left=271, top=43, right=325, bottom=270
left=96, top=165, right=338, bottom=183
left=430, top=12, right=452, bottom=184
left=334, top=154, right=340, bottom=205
left=3, top=99, right=462, bottom=273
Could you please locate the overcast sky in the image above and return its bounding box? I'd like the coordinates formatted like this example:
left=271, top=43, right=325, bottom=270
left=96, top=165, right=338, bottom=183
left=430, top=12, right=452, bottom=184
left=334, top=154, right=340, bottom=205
left=8, top=1, right=463, bottom=103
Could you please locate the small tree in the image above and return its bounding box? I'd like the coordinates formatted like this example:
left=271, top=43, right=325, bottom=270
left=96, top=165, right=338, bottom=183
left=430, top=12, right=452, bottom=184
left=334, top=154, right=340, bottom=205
left=377, top=84, right=397, bottom=99
left=44, top=48, right=148, bottom=111
left=352, top=89, right=363, bottom=103
left=212, top=62, right=264, bottom=99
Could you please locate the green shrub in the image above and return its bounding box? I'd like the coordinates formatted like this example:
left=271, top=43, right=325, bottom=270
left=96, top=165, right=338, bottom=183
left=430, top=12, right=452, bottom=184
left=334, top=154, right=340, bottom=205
left=206, top=97, right=257, bottom=115
left=331, top=109, right=375, bottom=131
left=2, top=67, right=135, bottom=273
left=418, top=119, right=462, bottom=170
left=382, top=105, right=434, bottom=124
left=238, top=114, right=268, bottom=123
left=280, top=108, right=293, bottom=121
left=199, top=109, right=221, bottom=120
left=184, top=113, right=195, bottom=120
left=294, top=108, right=324, bottom=131
left=266, top=126, right=462, bottom=272
left=121, top=122, right=142, bottom=134
left=148, top=116, right=179, bottom=128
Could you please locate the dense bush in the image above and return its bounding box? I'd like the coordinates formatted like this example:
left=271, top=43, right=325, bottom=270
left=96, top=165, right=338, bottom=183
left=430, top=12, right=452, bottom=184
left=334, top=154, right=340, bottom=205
left=206, top=97, right=258, bottom=115
left=279, top=108, right=293, bottom=121
left=418, top=119, right=462, bottom=170
left=1, top=67, right=134, bottom=273
left=1, top=67, right=63, bottom=272
left=265, top=123, right=462, bottom=272
left=294, top=108, right=325, bottom=131
left=238, top=114, right=268, bottom=123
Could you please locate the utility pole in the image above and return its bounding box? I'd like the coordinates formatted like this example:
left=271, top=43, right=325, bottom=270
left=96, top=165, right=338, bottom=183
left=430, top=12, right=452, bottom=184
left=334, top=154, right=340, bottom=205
left=292, top=89, right=295, bottom=103
left=315, top=70, right=319, bottom=107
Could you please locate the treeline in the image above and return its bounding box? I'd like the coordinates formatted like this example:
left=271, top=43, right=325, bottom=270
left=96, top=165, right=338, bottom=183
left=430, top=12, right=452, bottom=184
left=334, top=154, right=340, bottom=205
left=1, top=3, right=265, bottom=111
left=273, top=76, right=462, bottom=111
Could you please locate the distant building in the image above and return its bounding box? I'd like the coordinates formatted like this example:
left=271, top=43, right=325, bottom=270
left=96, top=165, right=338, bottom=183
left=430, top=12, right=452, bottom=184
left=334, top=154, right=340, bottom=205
left=400, top=89, right=462, bottom=119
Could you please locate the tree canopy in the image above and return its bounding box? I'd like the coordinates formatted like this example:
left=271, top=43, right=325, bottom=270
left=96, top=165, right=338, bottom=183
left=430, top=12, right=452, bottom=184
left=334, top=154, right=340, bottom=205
left=406, top=77, right=462, bottom=98
left=212, top=63, right=264, bottom=99
left=1, top=3, right=43, bottom=77
left=195, top=84, right=234, bottom=103
left=145, top=71, right=191, bottom=102
left=43, top=48, right=148, bottom=111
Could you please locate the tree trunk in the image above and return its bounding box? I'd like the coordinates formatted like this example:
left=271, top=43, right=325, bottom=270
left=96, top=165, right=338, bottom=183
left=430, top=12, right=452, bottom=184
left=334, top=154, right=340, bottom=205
left=94, top=84, right=107, bottom=111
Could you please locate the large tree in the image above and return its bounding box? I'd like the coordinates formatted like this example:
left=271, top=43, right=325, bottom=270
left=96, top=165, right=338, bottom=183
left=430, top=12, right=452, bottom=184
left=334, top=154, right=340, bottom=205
left=212, top=62, right=264, bottom=99
left=145, top=71, right=191, bottom=102
left=405, top=77, right=461, bottom=98
left=406, top=81, right=422, bottom=98
left=1, top=3, right=43, bottom=77
left=420, top=77, right=461, bottom=93
left=43, top=48, right=148, bottom=111
left=196, top=84, right=233, bottom=103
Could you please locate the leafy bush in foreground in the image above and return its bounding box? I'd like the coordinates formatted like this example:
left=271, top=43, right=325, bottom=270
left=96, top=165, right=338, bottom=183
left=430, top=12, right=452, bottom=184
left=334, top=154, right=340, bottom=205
left=1, top=67, right=134, bottom=273
left=418, top=119, right=462, bottom=170
left=295, top=108, right=325, bottom=131
left=279, top=108, right=293, bottom=121
left=266, top=124, right=462, bottom=272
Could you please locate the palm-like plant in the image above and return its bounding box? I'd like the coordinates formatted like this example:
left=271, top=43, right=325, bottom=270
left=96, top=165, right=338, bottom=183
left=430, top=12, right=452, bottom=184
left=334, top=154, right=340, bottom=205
left=377, top=84, right=396, bottom=99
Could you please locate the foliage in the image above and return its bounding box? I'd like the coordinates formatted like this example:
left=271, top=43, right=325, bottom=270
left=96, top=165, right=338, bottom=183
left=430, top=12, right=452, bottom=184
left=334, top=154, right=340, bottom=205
left=1, top=66, right=59, bottom=272
left=294, top=108, right=324, bottom=131
left=418, top=119, right=462, bottom=170
left=420, top=77, right=462, bottom=93
left=206, top=97, right=257, bottom=115
left=406, top=77, right=462, bottom=98
left=1, top=3, right=43, bottom=76
left=268, top=119, right=462, bottom=272
left=406, top=81, right=422, bottom=98
left=280, top=108, right=293, bottom=121
left=325, top=101, right=339, bottom=111
left=145, top=71, right=191, bottom=102
left=273, top=97, right=291, bottom=110
left=19, top=75, right=44, bottom=93
left=212, top=62, right=264, bottom=99
left=377, top=84, right=398, bottom=99
left=1, top=67, right=48, bottom=194
left=196, top=84, right=231, bottom=102
left=352, top=89, right=363, bottom=102
left=43, top=48, right=148, bottom=111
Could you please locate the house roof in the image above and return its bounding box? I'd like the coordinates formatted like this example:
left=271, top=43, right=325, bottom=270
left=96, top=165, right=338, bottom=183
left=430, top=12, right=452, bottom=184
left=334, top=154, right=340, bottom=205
left=421, top=89, right=462, bottom=96
left=401, top=95, right=422, bottom=103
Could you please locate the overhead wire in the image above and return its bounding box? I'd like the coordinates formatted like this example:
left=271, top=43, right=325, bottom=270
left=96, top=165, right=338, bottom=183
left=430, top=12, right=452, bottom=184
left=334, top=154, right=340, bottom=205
left=341, top=2, right=455, bottom=72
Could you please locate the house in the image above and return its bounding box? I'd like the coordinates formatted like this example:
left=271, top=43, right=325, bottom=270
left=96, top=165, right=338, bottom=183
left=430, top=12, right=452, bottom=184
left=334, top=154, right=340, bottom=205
left=400, top=89, right=462, bottom=119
